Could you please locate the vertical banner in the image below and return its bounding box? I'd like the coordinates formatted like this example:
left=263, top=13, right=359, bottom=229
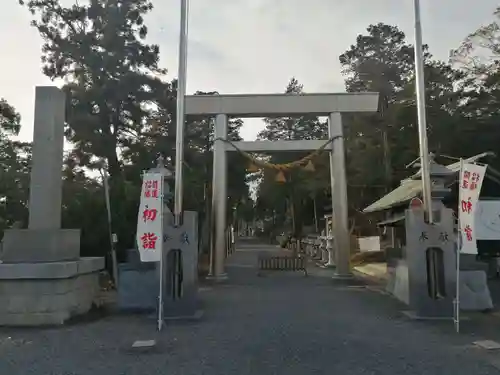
left=459, top=163, right=487, bottom=254
left=137, top=172, right=164, bottom=262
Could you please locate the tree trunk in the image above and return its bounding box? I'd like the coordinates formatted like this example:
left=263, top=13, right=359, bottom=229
left=313, top=195, right=319, bottom=233
left=380, top=95, right=392, bottom=192
left=382, top=128, right=392, bottom=192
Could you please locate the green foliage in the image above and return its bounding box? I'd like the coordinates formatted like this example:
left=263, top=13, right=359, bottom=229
left=256, top=14, right=500, bottom=235
left=0, top=100, right=30, bottom=234
left=21, top=0, right=166, bottom=177
left=337, top=23, right=485, bottom=228
left=339, top=23, right=416, bottom=97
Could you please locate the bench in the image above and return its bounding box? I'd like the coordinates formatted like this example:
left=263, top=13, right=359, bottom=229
left=257, top=253, right=308, bottom=276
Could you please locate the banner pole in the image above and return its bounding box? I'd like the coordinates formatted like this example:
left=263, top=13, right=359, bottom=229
left=454, top=159, right=463, bottom=333
left=157, top=169, right=165, bottom=331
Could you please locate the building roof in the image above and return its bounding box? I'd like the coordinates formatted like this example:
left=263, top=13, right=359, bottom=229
left=362, top=152, right=491, bottom=213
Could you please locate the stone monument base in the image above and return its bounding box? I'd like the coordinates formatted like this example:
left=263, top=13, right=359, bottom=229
left=0, top=257, right=104, bottom=326
left=1, top=228, right=80, bottom=263
left=386, top=258, right=493, bottom=312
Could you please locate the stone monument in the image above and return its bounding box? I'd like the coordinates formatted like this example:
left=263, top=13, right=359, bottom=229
left=386, top=157, right=493, bottom=317
left=0, top=86, right=104, bottom=326
left=162, top=210, right=201, bottom=319
left=118, top=157, right=201, bottom=319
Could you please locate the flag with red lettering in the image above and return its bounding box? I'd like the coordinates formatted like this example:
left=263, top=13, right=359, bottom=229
left=459, top=162, right=486, bottom=254
left=136, top=172, right=163, bottom=262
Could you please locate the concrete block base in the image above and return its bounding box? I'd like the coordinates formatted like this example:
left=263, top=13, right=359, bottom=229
left=0, top=257, right=104, bottom=326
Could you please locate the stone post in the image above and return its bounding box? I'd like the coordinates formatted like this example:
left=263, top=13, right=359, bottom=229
left=209, top=114, right=228, bottom=280
left=28, top=86, right=65, bottom=230
left=329, top=112, right=351, bottom=277
left=1, top=87, right=80, bottom=263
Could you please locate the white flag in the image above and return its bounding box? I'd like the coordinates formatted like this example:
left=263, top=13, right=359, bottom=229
left=136, top=172, right=163, bottom=262
left=458, top=162, right=487, bottom=254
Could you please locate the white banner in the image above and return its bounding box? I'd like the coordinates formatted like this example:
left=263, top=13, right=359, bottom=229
left=459, top=162, right=487, bottom=254
left=136, top=172, right=163, bottom=262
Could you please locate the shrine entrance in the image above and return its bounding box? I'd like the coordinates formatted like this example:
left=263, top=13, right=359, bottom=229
left=184, top=93, right=379, bottom=280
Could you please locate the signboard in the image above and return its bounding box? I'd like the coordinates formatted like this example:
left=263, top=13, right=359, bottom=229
left=459, top=162, right=487, bottom=254
left=475, top=200, right=500, bottom=240
left=136, top=172, right=164, bottom=262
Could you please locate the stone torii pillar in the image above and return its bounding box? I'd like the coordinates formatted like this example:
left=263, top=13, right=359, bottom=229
left=211, top=114, right=228, bottom=278
left=185, top=92, right=379, bottom=280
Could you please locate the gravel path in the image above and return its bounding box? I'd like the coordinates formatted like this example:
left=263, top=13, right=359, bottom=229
left=1, top=244, right=500, bottom=375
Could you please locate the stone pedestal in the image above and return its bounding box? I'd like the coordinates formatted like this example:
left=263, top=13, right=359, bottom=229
left=0, top=258, right=103, bottom=326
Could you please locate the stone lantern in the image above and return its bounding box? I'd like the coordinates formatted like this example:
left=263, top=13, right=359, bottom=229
left=411, top=153, right=455, bottom=219
left=148, top=155, right=174, bottom=219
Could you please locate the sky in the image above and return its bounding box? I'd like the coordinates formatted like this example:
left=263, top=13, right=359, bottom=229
left=0, top=0, right=498, bottom=142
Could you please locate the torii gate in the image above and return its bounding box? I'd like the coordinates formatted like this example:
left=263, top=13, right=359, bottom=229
left=185, top=92, right=379, bottom=280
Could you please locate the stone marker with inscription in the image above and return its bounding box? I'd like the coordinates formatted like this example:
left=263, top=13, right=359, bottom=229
left=161, top=210, right=201, bottom=319
left=118, top=159, right=201, bottom=319
left=404, top=203, right=456, bottom=318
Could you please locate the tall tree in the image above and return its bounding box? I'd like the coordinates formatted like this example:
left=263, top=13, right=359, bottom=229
left=450, top=7, right=500, bottom=170
left=339, top=23, right=417, bottom=193
left=21, top=0, right=167, bottom=178
left=450, top=7, right=500, bottom=80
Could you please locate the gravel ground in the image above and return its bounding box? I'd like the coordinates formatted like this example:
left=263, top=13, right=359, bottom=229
left=1, top=244, right=500, bottom=375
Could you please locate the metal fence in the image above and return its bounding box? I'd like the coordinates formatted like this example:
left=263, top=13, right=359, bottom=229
left=257, top=253, right=307, bottom=276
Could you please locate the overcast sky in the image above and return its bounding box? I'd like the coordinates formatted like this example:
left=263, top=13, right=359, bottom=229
left=0, top=0, right=498, bottom=142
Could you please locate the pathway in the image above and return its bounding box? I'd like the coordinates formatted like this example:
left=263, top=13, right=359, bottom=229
left=1, top=243, right=500, bottom=374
